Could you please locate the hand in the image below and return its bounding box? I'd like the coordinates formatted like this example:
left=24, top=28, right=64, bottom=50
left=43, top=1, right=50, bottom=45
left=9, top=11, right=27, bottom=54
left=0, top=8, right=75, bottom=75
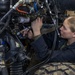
left=20, top=28, right=33, bottom=39
left=31, top=17, right=43, bottom=36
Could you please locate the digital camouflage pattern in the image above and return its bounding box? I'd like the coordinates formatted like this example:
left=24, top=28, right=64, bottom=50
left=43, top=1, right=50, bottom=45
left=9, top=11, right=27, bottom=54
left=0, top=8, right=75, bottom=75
left=34, top=62, right=75, bottom=75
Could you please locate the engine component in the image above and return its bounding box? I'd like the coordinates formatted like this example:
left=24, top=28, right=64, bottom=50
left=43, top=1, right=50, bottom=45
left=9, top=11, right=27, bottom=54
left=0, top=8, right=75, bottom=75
left=0, top=0, right=10, bottom=16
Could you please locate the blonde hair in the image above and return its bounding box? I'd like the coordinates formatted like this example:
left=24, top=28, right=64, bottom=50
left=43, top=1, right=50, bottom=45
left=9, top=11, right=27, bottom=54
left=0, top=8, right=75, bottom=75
left=67, top=16, right=75, bottom=32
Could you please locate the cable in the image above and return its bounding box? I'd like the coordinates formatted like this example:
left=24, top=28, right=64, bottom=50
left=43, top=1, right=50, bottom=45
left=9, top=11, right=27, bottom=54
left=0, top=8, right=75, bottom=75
left=16, top=4, right=28, bottom=14
left=0, top=15, right=11, bottom=34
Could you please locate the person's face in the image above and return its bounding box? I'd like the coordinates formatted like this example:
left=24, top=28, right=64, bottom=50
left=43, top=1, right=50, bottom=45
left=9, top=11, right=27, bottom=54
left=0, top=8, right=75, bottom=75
left=60, top=19, right=75, bottom=39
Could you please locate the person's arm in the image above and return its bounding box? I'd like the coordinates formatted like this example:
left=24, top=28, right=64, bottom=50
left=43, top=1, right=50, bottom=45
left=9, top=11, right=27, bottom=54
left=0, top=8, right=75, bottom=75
left=31, top=36, right=49, bottom=61
left=31, top=36, right=75, bottom=62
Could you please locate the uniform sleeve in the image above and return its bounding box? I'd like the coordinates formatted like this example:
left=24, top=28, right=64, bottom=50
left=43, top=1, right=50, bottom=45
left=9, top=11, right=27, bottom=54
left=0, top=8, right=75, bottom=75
left=31, top=36, right=75, bottom=62
left=31, top=36, right=49, bottom=60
